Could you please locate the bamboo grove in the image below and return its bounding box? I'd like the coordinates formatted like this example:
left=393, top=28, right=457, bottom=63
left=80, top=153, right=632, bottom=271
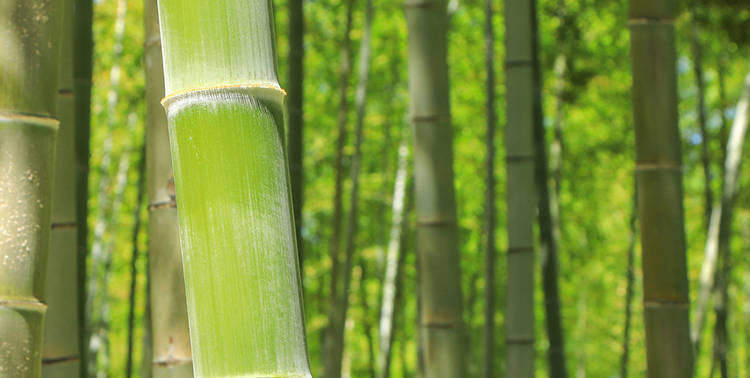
left=3, top=0, right=750, bottom=377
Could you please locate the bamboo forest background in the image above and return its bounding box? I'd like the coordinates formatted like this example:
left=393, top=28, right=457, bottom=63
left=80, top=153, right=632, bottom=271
left=82, top=0, right=750, bottom=376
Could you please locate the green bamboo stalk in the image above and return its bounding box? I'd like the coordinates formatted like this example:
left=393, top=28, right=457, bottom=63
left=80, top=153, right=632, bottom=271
left=378, top=131, right=410, bottom=378
left=0, top=0, right=65, bottom=376
left=629, top=0, right=694, bottom=376
left=711, top=67, right=750, bottom=378
left=539, top=2, right=568, bottom=376
left=324, top=1, right=354, bottom=376
left=126, top=145, right=146, bottom=378
left=404, top=0, right=466, bottom=376
left=504, top=0, right=538, bottom=375
left=620, top=188, right=638, bottom=378
left=72, top=0, right=92, bottom=375
left=287, top=0, right=305, bottom=267
left=156, top=0, right=312, bottom=376
left=42, top=0, right=81, bottom=375
left=329, top=0, right=374, bottom=374
left=481, top=0, right=497, bottom=375
left=144, top=0, right=193, bottom=375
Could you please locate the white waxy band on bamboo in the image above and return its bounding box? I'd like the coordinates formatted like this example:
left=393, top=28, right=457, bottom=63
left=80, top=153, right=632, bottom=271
left=0, top=299, right=48, bottom=313
left=161, top=83, right=287, bottom=109
left=0, top=112, right=60, bottom=128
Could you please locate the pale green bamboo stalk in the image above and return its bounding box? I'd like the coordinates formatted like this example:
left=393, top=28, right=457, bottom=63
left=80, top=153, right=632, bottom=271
left=42, top=0, right=81, bottom=375
left=711, top=67, right=750, bottom=378
left=156, top=0, right=312, bottom=376
left=504, top=0, right=538, bottom=375
left=629, top=0, right=694, bottom=375
left=0, top=0, right=65, bottom=376
left=404, top=0, right=466, bottom=376
left=287, top=0, right=305, bottom=267
left=144, top=0, right=193, bottom=374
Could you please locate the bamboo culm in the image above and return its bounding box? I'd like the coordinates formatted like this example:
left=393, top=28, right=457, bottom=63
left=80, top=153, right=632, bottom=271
left=156, top=0, right=312, bottom=375
left=0, top=0, right=65, bottom=376
left=505, top=0, right=539, bottom=375
left=405, top=0, right=467, bottom=376
left=42, top=0, right=82, bottom=374
left=145, top=0, right=193, bottom=374
left=629, top=0, right=694, bottom=375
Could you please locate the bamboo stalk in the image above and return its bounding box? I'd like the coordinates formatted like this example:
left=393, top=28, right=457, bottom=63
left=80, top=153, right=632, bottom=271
left=42, top=0, right=81, bottom=375
left=0, top=0, right=65, bottom=376
left=125, top=145, right=146, bottom=378
left=325, top=0, right=355, bottom=376
left=620, top=188, right=638, bottom=378
left=629, top=0, right=694, bottom=375
left=330, top=0, right=375, bottom=374
left=481, top=0, right=497, bottom=375
left=504, top=0, right=538, bottom=375
left=144, top=0, right=193, bottom=374
left=156, top=0, right=312, bottom=375
left=711, top=67, right=750, bottom=378
left=378, top=130, right=410, bottom=378
left=287, top=0, right=305, bottom=267
left=404, top=0, right=466, bottom=376
left=72, top=0, right=92, bottom=374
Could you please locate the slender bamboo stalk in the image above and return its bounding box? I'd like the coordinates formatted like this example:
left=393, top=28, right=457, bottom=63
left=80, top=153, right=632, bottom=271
left=481, top=0, right=497, bottom=375
left=144, top=0, right=193, bottom=374
left=504, top=0, right=538, bottom=374
left=711, top=67, right=750, bottom=378
left=42, top=0, right=81, bottom=375
left=532, top=4, right=568, bottom=376
left=405, top=0, right=466, bottom=376
left=287, top=0, right=305, bottom=267
left=620, top=189, right=638, bottom=378
left=629, top=0, right=694, bottom=375
left=378, top=131, right=410, bottom=378
left=156, top=0, right=312, bottom=375
left=0, top=0, right=65, bottom=376
left=330, top=0, right=374, bottom=374
left=86, top=1, right=129, bottom=373
left=126, top=145, right=146, bottom=378
left=325, top=1, right=355, bottom=376
left=690, top=0, right=713, bottom=227
left=72, top=0, right=93, bottom=374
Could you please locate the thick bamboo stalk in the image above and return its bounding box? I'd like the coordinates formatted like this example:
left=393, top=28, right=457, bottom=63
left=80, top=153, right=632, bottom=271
left=325, top=1, right=355, bottom=376
left=287, top=0, right=305, bottom=267
left=144, top=0, right=193, bottom=375
left=42, top=0, right=81, bottom=375
left=72, top=0, right=92, bottom=375
left=481, top=0, right=497, bottom=376
left=629, top=0, right=694, bottom=376
left=404, top=0, right=466, bottom=376
left=504, top=0, right=538, bottom=375
left=156, top=0, right=312, bottom=376
left=0, top=0, right=65, bottom=376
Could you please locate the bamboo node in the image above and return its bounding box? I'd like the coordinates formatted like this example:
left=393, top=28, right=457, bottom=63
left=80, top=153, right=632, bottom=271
left=628, top=18, right=675, bottom=26
left=161, top=84, right=287, bottom=109
left=412, top=114, right=451, bottom=123
left=505, top=59, right=533, bottom=69
left=51, top=222, right=77, bottom=230
left=0, top=299, right=47, bottom=313
left=0, top=112, right=59, bottom=128
left=506, top=337, right=535, bottom=344
left=643, top=300, right=690, bottom=309
left=42, top=355, right=81, bottom=366
left=636, top=162, right=682, bottom=171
